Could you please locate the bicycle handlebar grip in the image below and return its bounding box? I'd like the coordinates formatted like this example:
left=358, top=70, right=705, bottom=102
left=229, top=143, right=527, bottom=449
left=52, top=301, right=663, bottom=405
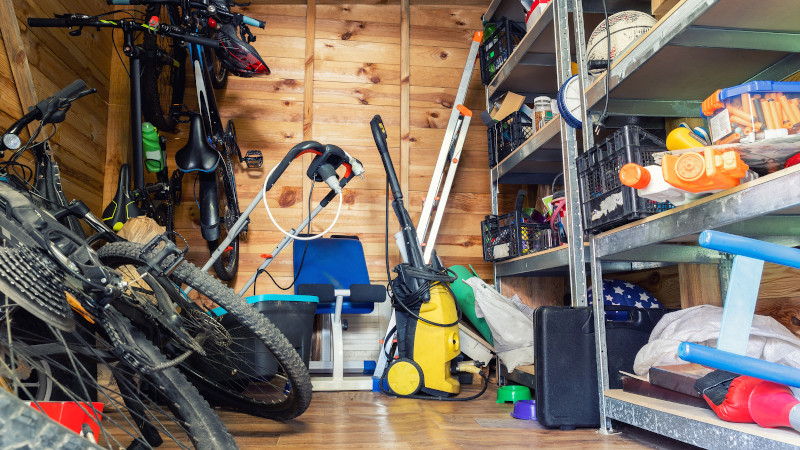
left=27, top=17, right=72, bottom=27
left=107, top=0, right=134, bottom=4
left=52, top=79, right=87, bottom=101
left=242, top=15, right=266, bottom=29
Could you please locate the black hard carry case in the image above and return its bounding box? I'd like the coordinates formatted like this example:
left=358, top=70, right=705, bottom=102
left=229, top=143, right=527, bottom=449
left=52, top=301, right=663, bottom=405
left=533, top=305, right=667, bottom=429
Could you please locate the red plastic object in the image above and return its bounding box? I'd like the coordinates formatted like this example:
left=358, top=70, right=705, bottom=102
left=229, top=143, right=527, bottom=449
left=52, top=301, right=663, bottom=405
left=208, top=17, right=217, bottom=29
left=29, top=401, right=104, bottom=436
left=785, top=152, right=800, bottom=168
left=749, top=381, right=799, bottom=429
left=703, top=375, right=761, bottom=423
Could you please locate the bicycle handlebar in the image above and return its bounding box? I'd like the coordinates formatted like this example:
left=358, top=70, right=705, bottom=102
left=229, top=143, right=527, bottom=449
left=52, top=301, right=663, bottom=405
left=106, top=0, right=266, bottom=28
left=27, top=17, right=73, bottom=27
left=1, top=79, right=93, bottom=151
left=27, top=16, right=219, bottom=48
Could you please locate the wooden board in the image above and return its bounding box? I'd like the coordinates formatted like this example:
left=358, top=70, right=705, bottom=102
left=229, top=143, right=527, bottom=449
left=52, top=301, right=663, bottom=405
left=1, top=0, right=113, bottom=214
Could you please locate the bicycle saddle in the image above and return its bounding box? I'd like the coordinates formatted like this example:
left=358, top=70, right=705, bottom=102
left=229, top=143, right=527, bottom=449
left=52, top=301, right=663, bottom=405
left=175, top=115, right=220, bottom=173
left=102, top=164, right=142, bottom=232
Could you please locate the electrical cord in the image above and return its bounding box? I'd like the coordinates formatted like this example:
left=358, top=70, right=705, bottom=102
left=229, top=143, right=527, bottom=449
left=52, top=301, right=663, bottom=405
left=253, top=182, right=313, bottom=294
left=381, top=181, right=461, bottom=328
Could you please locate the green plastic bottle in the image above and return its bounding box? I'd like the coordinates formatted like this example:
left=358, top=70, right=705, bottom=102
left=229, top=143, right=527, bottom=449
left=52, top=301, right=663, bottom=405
left=142, top=122, right=165, bottom=173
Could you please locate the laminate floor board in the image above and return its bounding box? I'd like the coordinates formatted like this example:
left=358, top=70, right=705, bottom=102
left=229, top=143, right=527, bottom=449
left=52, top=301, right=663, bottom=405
left=99, top=384, right=691, bottom=448
left=215, top=384, right=685, bottom=449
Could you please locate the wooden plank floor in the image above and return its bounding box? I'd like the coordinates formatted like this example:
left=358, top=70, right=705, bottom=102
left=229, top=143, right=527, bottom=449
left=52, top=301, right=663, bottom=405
left=197, top=384, right=680, bottom=449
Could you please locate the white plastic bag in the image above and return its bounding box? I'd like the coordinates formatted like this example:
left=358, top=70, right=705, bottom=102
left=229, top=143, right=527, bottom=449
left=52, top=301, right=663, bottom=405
left=464, top=277, right=533, bottom=371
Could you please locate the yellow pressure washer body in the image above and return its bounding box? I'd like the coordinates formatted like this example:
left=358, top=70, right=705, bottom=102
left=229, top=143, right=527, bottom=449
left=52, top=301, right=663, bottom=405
left=386, top=284, right=461, bottom=396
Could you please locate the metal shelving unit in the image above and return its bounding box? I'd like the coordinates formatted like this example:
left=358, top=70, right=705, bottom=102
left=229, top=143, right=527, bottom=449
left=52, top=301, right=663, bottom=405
left=565, top=0, right=800, bottom=446
left=484, top=0, right=589, bottom=304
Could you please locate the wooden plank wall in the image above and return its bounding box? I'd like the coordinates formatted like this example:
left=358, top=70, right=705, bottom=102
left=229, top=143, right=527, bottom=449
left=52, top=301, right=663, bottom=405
left=137, top=2, right=496, bottom=296
left=1, top=0, right=112, bottom=213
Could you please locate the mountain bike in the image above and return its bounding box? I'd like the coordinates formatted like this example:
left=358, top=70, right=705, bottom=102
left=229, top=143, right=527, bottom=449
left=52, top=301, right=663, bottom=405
left=110, top=0, right=269, bottom=281
left=0, top=176, right=237, bottom=448
left=1, top=79, right=313, bottom=422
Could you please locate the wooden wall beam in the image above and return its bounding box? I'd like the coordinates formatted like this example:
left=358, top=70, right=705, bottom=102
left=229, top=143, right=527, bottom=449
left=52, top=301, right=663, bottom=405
left=0, top=0, right=37, bottom=135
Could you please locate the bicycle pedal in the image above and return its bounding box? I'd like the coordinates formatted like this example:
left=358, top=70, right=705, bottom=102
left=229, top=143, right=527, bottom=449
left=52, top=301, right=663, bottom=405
left=243, top=150, right=263, bottom=168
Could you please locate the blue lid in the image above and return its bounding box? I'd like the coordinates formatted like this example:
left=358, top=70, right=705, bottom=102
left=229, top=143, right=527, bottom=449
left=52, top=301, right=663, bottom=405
left=718, top=81, right=800, bottom=103
left=210, top=294, right=318, bottom=317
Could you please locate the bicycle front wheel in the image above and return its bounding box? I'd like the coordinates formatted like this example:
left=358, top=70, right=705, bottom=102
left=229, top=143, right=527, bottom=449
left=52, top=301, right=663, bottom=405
left=97, top=241, right=313, bottom=420
left=2, top=305, right=237, bottom=449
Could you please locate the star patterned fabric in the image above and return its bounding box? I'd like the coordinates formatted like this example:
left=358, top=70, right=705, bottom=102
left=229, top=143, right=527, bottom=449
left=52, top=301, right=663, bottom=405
left=587, top=279, right=663, bottom=320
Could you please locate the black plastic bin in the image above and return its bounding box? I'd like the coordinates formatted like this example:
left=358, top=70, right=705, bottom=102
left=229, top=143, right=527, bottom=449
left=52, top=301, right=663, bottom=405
left=481, top=211, right=559, bottom=262
left=487, top=110, right=533, bottom=167
left=479, top=18, right=526, bottom=85
left=217, top=295, right=317, bottom=378
left=577, top=125, right=674, bottom=233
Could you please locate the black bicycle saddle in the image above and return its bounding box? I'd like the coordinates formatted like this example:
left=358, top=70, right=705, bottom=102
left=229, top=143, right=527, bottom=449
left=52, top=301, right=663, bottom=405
left=175, top=115, right=220, bottom=173
left=102, top=164, right=142, bottom=232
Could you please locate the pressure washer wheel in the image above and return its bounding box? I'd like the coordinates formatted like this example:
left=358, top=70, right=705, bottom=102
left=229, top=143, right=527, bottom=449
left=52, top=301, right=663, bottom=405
left=386, top=358, right=424, bottom=396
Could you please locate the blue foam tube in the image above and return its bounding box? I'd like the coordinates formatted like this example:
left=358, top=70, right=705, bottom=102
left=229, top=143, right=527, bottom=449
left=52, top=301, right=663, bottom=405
left=678, top=342, right=800, bottom=388
left=699, top=230, right=800, bottom=270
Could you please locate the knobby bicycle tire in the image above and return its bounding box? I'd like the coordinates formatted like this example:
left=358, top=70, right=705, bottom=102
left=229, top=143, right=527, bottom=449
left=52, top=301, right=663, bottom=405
left=2, top=305, right=237, bottom=449
left=141, top=4, right=187, bottom=133
left=105, top=310, right=237, bottom=449
left=97, top=241, right=313, bottom=420
left=209, top=150, right=240, bottom=281
left=0, top=388, right=103, bottom=450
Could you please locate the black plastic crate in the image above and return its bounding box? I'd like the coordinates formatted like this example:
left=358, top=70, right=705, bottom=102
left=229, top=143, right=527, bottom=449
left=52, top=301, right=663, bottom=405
left=479, top=19, right=526, bottom=85
left=577, top=125, right=674, bottom=233
left=482, top=211, right=560, bottom=262
left=487, top=111, right=533, bottom=167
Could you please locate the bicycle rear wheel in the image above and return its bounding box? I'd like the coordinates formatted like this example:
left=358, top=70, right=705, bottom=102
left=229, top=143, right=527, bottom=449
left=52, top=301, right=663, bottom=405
left=209, top=151, right=240, bottom=281
left=142, top=4, right=187, bottom=133
left=97, top=241, right=313, bottom=420
left=204, top=42, right=229, bottom=90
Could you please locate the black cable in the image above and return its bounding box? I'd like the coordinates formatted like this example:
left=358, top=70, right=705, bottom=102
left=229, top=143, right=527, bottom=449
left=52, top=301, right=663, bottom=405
left=253, top=180, right=313, bottom=293
left=111, top=29, right=130, bottom=77
left=0, top=161, right=33, bottom=185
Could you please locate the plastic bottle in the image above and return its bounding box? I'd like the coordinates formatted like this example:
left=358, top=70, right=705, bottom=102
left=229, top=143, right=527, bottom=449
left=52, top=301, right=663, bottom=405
left=142, top=122, right=165, bottom=173
left=533, top=96, right=552, bottom=131
left=619, top=163, right=707, bottom=206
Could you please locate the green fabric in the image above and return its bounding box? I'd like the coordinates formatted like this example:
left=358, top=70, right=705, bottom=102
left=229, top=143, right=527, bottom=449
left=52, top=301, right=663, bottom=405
left=449, top=265, right=493, bottom=346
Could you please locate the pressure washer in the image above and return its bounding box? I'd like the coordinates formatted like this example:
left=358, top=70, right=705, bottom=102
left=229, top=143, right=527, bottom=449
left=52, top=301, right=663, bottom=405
left=370, top=115, right=486, bottom=400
